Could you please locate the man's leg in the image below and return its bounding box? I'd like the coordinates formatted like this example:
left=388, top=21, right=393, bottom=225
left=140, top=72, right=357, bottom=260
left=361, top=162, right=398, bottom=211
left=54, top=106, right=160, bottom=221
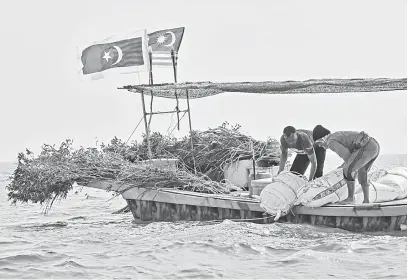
left=314, top=146, right=326, bottom=179
left=357, top=140, right=380, bottom=203
left=312, top=125, right=330, bottom=179
left=337, top=179, right=356, bottom=205
left=290, top=154, right=310, bottom=176
left=357, top=168, right=370, bottom=203
left=340, top=139, right=379, bottom=204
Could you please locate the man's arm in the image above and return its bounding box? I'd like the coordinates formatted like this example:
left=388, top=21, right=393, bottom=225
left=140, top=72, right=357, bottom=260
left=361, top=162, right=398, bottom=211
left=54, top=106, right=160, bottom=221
left=306, top=147, right=317, bottom=181
left=278, top=146, right=288, bottom=174
left=299, top=132, right=316, bottom=181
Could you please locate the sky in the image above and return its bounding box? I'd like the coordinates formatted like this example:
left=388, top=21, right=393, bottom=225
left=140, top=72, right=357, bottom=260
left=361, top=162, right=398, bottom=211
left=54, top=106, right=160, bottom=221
left=0, top=0, right=406, bottom=162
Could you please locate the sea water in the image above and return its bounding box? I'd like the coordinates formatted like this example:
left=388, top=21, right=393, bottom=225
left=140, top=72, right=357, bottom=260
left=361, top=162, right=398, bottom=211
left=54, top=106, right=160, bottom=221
left=0, top=154, right=406, bottom=279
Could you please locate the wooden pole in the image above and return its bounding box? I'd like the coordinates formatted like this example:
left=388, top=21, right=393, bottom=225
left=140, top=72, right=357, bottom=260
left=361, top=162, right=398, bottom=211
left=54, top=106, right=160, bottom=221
left=140, top=92, right=152, bottom=160
left=148, top=48, right=154, bottom=85
left=145, top=109, right=189, bottom=115
left=141, top=48, right=154, bottom=160
left=249, top=141, right=256, bottom=197
left=171, top=49, right=180, bottom=131
left=171, top=49, right=177, bottom=84
left=170, top=48, right=196, bottom=173
left=148, top=90, right=154, bottom=129
left=186, top=89, right=197, bottom=174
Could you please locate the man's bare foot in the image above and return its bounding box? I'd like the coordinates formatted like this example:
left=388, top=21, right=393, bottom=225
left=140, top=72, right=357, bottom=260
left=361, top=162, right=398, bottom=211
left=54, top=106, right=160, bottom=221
left=337, top=198, right=355, bottom=205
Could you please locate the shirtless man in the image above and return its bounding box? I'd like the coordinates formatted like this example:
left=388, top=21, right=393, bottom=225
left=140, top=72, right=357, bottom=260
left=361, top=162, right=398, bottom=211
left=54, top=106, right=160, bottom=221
left=315, top=131, right=380, bottom=204
left=278, top=125, right=331, bottom=181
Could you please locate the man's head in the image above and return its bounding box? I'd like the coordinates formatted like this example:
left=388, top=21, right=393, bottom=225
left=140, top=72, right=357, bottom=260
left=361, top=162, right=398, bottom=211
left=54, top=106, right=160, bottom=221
left=282, top=126, right=297, bottom=145
left=313, top=125, right=331, bottom=140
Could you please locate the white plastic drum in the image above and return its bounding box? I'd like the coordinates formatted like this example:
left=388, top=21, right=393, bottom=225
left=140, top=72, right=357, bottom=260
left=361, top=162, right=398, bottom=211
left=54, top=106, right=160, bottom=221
left=297, top=168, right=348, bottom=207
left=259, top=171, right=307, bottom=219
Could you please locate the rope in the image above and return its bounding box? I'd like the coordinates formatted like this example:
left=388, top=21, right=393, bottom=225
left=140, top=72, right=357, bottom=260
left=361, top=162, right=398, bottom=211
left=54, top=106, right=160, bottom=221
left=114, top=116, right=144, bottom=155
left=196, top=213, right=276, bottom=224
left=371, top=182, right=378, bottom=203
left=168, top=111, right=187, bottom=135
left=166, top=112, right=175, bottom=136
left=124, top=116, right=144, bottom=146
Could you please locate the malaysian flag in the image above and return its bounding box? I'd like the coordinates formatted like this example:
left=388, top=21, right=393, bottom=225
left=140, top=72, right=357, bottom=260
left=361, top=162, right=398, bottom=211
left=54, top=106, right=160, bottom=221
left=148, top=27, right=185, bottom=67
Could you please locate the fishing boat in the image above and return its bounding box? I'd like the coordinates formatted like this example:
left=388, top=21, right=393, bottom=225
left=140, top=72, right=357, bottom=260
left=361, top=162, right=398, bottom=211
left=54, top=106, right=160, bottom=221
left=85, top=80, right=407, bottom=233
left=86, top=162, right=407, bottom=233
left=81, top=30, right=407, bottom=232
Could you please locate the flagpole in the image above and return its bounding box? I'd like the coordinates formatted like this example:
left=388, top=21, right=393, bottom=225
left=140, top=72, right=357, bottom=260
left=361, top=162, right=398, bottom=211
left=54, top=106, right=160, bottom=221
left=170, top=49, right=177, bottom=83
left=185, top=89, right=197, bottom=174
left=171, top=48, right=197, bottom=174
left=147, top=48, right=154, bottom=137
left=140, top=92, right=152, bottom=159
left=171, top=49, right=180, bottom=130
left=148, top=47, right=154, bottom=85
left=141, top=47, right=154, bottom=160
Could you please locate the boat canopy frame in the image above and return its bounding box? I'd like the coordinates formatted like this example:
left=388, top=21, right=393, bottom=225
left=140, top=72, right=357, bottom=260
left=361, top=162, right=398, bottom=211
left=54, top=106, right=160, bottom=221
left=116, top=77, right=407, bottom=172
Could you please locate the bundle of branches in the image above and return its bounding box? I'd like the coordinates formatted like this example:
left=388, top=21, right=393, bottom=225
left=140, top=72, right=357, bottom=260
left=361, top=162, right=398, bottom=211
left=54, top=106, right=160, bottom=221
left=7, top=140, right=230, bottom=213
left=98, top=123, right=283, bottom=181
left=101, top=134, right=177, bottom=162
left=166, top=122, right=282, bottom=181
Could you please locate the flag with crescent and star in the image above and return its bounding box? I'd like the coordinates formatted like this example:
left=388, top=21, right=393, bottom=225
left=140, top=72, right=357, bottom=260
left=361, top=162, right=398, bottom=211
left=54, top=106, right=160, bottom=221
left=78, top=29, right=150, bottom=80
left=148, top=27, right=185, bottom=67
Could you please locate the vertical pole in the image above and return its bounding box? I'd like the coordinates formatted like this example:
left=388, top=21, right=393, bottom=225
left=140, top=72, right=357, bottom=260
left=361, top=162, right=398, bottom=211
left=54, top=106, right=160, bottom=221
left=186, top=89, right=197, bottom=174
left=148, top=48, right=154, bottom=85
left=249, top=141, right=256, bottom=198
left=148, top=90, right=154, bottom=129
left=171, top=49, right=177, bottom=83
left=252, top=160, right=256, bottom=180
left=140, top=92, right=152, bottom=160
left=171, top=49, right=180, bottom=130
left=142, top=48, right=153, bottom=160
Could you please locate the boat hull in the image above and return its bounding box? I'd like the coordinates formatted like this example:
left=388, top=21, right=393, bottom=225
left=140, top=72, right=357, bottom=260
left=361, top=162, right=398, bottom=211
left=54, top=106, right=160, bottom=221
left=87, top=181, right=407, bottom=232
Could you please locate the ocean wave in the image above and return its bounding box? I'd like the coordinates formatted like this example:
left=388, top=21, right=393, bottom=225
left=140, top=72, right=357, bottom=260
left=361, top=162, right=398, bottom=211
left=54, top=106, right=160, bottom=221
left=0, top=251, right=71, bottom=267
left=18, top=267, right=94, bottom=279
left=279, top=249, right=340, bottom=265
left=15, top=221, right=68, bottom=232
left=0, top=253, right=48, bottom=265
left=175, top=267, right=223, bottom=279
left=0, top=267, right=19, bottom=279
left=0, top=238, right=31, bottom=245
left=55, top=260, right=86, bottom=268
left=68, top=216, right=87, bottom=221
left=311, top=242, right=348, bottom=252
left=264, top=245, right=298, bottom=254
